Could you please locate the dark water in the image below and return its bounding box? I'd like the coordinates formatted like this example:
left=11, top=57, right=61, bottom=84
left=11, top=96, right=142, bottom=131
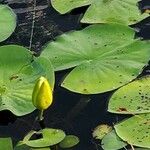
left=0, top=0, right=150, bottom=150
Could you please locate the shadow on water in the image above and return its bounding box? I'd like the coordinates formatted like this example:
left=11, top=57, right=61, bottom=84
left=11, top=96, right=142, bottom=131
left=0, top=0, right=150, bottom=149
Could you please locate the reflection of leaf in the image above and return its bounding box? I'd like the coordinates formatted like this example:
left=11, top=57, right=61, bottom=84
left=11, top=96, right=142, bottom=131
left=0, top=5, right=16, bottom=42
left=0, top=45, right=54, bottom=116
left=101, top=130, right=127, bottom=150
left=41, top=24, right=150, bottom=94
left=51, top=0, right=149, bottom=25
left=108, top=76, right=150, bottom=114
left=115, top=114, right=150, bottom=148
left=0, top=137, right=13, bottom=150
left=22, top=128, right=66, bottom=147
left=59, top=135, right=79, bottom=148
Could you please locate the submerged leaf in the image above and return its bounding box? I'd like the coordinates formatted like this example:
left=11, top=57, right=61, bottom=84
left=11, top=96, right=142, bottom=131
left=0, top=45, right=54, bottom=116
left=101, top=130, right=127, bottom=150
left=92, top=124, right=112, bottom=140
left=115, top=114, right=150, bottom=148
left=0, top=5, right=16, bottom=42
left=41, top=24, right=150, bottom=94
left=108, top=76, right=150, bottom=114
left=51, top=0, right=149, bottom=25
left=59, top=135, right=79, bottom=148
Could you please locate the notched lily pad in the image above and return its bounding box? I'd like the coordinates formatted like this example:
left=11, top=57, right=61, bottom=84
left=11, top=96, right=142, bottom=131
left=115, top=114, right=150, bottom=148
left=108, top=76, right=150, bottom=114
left=22, top=128, right=66, bottom=147
left=41, top=24, right=150, bottom=94
left=0, top=45, right=54, bottom=116
left=0, top=5, right=16, bottom=42
left=51, top=0, right=149, bottom=25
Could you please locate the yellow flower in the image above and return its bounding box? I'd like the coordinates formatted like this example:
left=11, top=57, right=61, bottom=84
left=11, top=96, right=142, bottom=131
left=32, top=76, right=53, bottom=110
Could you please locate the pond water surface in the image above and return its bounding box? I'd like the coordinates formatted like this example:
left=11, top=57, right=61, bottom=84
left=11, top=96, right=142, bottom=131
left=0, top=0, right=150, bottom=150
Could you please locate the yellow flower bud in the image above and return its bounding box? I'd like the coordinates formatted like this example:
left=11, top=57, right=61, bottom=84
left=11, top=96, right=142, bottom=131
left=32, top=76, right=53, bottom=110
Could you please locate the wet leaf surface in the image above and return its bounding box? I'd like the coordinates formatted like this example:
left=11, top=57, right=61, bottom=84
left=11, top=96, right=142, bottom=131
left=0, top=45, right=54, bottom=116
left=42, top=24, right=150, bottom=94
left=51, top=0, right=149, bottom=25
left=115, top=113, right=150, bottom=148
left=108, top=76, right=150, bottom=114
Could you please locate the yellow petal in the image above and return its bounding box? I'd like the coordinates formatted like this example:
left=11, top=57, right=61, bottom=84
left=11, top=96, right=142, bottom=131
left=32, top=76, right=53, bottom=110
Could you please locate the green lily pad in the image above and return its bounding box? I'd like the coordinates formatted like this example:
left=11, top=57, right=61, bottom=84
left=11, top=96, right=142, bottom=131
left=108, top=76, right=150, bottom=114
left=101, top=130, right=127, bottom=150
left=92, top=124, right=112, bottom=140
left=41, top=24, right=150, bottom=94
left=0, top=5, right=16, bottom=42
left=14, top=144, right=51, bottom=150
left=22, top=128, right=66, bottom=147
left=0, top=45, right=54, bottom=116
left=59, top=135, right=79, bottom=148
left=115, top=114, right=150, bottom=148
left=0, top=137, right=13, bottom=150
left=51, top=0, right=149, bottom=25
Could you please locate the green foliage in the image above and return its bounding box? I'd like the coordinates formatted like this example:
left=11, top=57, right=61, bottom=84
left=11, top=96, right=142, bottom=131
left=115, top=114, right=150, bottom=148
left=0, top=45, right=54, bottom=116
left=59, top=135, right=79, bottom=148
left=0, top=137, right=13, bottom=150
left=0, top=5, right=16, bottom=42
left=21, top=128, right=66, bottom=147
left=108, top=76, right=150, bottom=114
left=41, top=24, right=150, bottom=94
left=101, top=130, right=127, bottom=150
left=14, top=144, right=51, bottom=150
left=51, top=0, right=149, bottom=25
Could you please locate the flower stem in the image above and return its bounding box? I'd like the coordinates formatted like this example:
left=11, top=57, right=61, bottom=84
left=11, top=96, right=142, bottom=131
left=38, top=110, right=44, bottom=121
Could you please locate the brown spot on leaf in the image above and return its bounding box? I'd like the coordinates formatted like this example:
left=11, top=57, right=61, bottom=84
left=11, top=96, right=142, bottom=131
left=117, top=107, right=127, bottom=112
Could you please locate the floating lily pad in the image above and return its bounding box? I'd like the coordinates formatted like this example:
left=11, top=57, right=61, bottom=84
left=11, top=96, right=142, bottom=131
left=0, top=5, right=16, bottom=42
left=108, top=76, right=150, bottom=114
left=101, top=130, right=127, bottom=150
left=22, top=128, right=66, bottom=147
left=0, top=45, right=54, bottom=116
left=115, top=114, right=150, bottom=148
left=59, top=135, right=79, bottom=148
left=0, top=137, right=13, bottom=150
left=41, top=24, right=150, bottom=94
left=51, top=0, right=149, bottom=25
left=14, top=144, right=51, bottom=150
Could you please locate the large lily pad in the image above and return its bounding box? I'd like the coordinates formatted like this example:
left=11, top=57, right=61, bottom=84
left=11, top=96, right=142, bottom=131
left=51, top=0, right=149, bottom=25
left=41, top=24, right=150, bottom=94
left=108, top=76, right=150, bottom=114
left=22, top=128, right=66, bottom=147
left=0, top=45, right=54, bottom=116
left=115, top=114, right=150, bottom=148
left=0, top=5, right=16, bottom=42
